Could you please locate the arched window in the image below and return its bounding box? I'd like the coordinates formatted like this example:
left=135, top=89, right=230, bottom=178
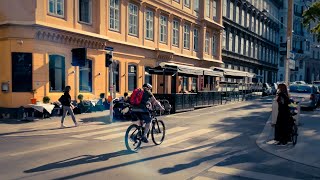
left=109, top=62, right=120, bottom=92
left=128, top=64, right=137, bottom=91
left=79, top=59, right=92, bottom=92
left=49, top=55, right=65, bottom=92
left=144, top=66, right=152, bottom=86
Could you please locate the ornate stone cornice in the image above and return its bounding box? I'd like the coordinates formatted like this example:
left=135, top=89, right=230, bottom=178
left=35, top=29, right=107, bottom=49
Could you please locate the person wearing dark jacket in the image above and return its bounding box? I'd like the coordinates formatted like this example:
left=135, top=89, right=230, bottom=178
left=59, top=86, right=77, bottom=128
left=275, top=83, right=291, bottom=145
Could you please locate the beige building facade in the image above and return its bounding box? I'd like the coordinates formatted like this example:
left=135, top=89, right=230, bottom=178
left=0, top=0, right=223, bottom=108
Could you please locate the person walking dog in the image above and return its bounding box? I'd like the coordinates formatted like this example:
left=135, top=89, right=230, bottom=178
left=59, top=86, right=78, bottom=128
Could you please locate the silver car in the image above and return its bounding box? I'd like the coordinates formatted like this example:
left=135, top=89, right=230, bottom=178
left=289, top=84, right=319, bottom=110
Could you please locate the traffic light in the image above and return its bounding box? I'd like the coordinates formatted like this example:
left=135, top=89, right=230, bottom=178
left=105, top=53, right=113, bottom=67
left=71, top=48, right=86, bottom=67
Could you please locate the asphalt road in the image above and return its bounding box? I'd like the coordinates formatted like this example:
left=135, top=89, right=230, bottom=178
left=1, top=97, right=320, bottom=180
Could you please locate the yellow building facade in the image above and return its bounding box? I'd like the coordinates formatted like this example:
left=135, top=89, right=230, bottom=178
left=0, top=0, right=223, bottom=108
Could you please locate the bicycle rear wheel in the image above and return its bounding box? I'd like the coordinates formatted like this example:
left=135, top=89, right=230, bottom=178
left=292, top=124, right=298, bottom=145
left=125, top=124, right=142, bottom=152
left=151, top=119, right=165, bottom=145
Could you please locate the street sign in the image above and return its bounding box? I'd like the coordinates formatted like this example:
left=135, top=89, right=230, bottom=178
left=289, top=60, right=295, bottom=70
left=105, top=46, right=114, bottom=51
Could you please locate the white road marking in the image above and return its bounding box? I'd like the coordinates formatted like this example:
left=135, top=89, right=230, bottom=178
left=183, top=132, right=241, bottom=153
left=71, top=125, right=128, bottom=138
left=193, top=176, right=217, bottom=180
left=208, top=166, right=301, bottom=180
left=94, top=126, right=189, bottom=141
left=162, top=128, right=217, bottom=147
left=9, top=142, right=72, bottom=156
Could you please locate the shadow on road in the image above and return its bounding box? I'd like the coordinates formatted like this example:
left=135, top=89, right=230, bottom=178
left=24, top=150, right=135, bottom=173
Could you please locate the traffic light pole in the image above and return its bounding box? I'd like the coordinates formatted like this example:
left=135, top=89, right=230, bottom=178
left=108, top=51, right=114, bottom=123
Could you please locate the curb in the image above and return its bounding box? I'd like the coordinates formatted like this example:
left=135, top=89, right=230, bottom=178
left=256, top=115, right=320, bottom=169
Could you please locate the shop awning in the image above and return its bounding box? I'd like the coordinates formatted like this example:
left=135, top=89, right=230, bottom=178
left=211, top=67, right=255, bottom=78
left=158, top=62, right=223, bottom=77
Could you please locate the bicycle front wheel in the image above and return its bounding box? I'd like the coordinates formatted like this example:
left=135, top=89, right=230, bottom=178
left=125, top=124, right=142, bottom=152
left=151, top=119, right=165, bottom=145
left=292, top=124, right=298, bottom=145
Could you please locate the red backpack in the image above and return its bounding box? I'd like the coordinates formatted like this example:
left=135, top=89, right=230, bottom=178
left=130, top=88, right=144, bottom=106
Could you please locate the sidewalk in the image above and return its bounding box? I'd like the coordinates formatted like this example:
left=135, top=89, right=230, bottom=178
left=0, top=110, right=111, bottom=135
left=257, top=108, right=320, bottom=169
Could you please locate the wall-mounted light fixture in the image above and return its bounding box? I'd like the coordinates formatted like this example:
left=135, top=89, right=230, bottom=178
left=17, top=40, right=23, bottom=45
left=69, top=70, right=75, bottom=75
left=1, top=82, right=9, bottom=92
left=97, top=72, right=101, bottom=76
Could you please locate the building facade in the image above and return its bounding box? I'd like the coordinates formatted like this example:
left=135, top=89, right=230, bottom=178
left=221, top=0, right=281, bottom=84
left=0, top=0, right=223, bottom=108
left=277, top=0, right=320, bottom=83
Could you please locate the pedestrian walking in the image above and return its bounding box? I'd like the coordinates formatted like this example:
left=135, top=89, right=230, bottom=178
left=275, top=83, right=291, bottom=145
left=59, top=86, right=78, bottom=128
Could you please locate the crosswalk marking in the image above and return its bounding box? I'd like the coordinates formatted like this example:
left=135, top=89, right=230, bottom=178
left=183, top=132, right=241, bottom=153
left=161, top=128, right=217, bottom=147
left=193, top=176, right=216, bottom=180
left=71, top=125, right=128, bottom=138
left=94, top=126, right=190, bottom=141
left=208, top=166, right=301, bottom=180
left=9, top=142, right=72, bottom=156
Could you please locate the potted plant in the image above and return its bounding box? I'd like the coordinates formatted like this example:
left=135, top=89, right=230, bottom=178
left=30, top=89, right=37, bottom=104
left=43, top=96, right=50, bottom=104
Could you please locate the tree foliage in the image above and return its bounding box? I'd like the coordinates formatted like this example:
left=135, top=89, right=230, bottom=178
left=303, top=2, right=320, bottom=39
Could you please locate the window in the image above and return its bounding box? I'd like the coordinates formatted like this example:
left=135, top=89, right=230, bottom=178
left=12, top=52, right=32, bottom=92
left=235, top=35, right=239, bottom=53
left=194, top=0, right=199, bottom=12
left=241, top=37, right=245, bottom=55
left=172, top=20, right=179, bottom=46
left=145, top=66, right=152, bottom=86
left=230, top=1, right=234, bottom=20
left=241, top=9, right=245, bottom=26
left=194, top=28, right=199, bottom=51
left=160, top=15, right=168, bottom=43
left=212, top=0, right=217, bottom=20
left=255, top=43, right=258, bottom=59
left=79, top=0, right=92, bottom=23
left=49, top=0, right=64, bottom=17
left=229, top=32, right=234, bottom=51
left=129, top=3, right=138, bottom=36
left=128, top=64, right=137, bottom=91
left=109, top=0, right=120, bottom=31
left=247, top=13, right=250, bottom=28
left=206, top=0, right=210, bottom=18
left=223, top=0, right=227, bottom=17
left=79, top=59, right=92, bottom=92
left=109, top=62, right=120, bottom=92
left=222, top=30, right=226, bottom=49
left=184, top=0, right=190, bottom=8
left=145, top=10, right=154, bottom=40
left=183, top=24, right=190, bottom=49
left=212, top=35, right=216, bottom=55
left=49, top=55, right=65, bottom=92
left=236, top=6, right=239, bottom=23
left=246, top=39, right=249, bottom=56
left=192, top=77, right=197, bottom=91
left=251, top=16, right=255, bottom=32
left=205, top=32, right=210, bottom=53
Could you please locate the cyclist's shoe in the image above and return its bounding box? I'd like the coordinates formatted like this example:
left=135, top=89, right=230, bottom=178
left=141, top=136, right=149, bottom=143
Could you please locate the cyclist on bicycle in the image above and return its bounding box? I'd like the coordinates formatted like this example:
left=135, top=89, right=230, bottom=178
left=131, top=83, right=164, bottom=143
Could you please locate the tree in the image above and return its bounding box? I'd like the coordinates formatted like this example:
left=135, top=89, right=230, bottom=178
left=303, top=2, right=320, bottom=40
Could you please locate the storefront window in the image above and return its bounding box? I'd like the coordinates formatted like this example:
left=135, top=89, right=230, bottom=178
left=49, top=55, right=65, bottom=92
left=128, top=64, right=137, bottom=91
left=12, top=52, right=32, bottom=92
left=79, top=59, right=92, bottom=92
left=145, top=66, right=152, bottom=86
left=182, top=76, right=189, bottom=92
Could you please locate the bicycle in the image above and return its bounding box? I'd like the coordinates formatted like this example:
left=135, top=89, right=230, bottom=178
left=289, top=106, right=298, bottom=146
left=124, top=108, right=165, bottom=152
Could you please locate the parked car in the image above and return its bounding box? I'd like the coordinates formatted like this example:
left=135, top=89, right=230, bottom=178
left=291, top=81, right=307, bottom=85
left=289, top=84, right=319, bottom=110
left=262, top=83, right=272, bottom=96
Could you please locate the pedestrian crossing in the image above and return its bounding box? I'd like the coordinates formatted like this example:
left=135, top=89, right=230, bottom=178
left=5, top=121, right=243, bottom=152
